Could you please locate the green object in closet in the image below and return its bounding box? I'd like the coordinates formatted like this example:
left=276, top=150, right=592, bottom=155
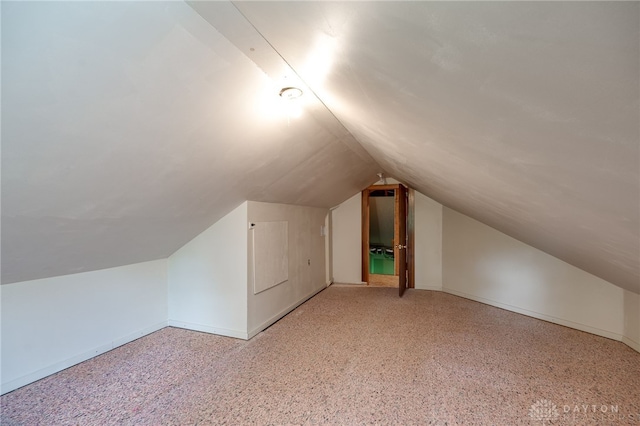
left=369, top=252, right=394, bottom=275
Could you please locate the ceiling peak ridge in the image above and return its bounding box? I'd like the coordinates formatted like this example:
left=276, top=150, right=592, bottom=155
left=186, top=1, right=381, bottom=168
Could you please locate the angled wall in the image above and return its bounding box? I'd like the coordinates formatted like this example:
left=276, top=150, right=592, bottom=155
left=623, top=290, right=640, bottom=352
left=168, top=202, right=248, bottom=339
left=331, top=192, right=363, bottom=284
left=414, top=191, right=443, bottom=290
left=442, top=208, right=625, bottom=341
left=1, top=260, right=168, bottom=394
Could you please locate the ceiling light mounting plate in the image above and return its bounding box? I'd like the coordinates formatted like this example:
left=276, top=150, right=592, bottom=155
left=279, top=86, right=303, bottom=100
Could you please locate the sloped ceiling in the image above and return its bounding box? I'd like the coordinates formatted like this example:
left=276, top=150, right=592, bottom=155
left=0, top=1, right=380, bottom=284
left=232, top=1, right=639, bottom=294
left=2, top=2, right=638, bottom=295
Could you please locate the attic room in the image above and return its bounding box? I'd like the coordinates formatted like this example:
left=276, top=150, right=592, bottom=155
left=1, top=1, right=639, bottom=424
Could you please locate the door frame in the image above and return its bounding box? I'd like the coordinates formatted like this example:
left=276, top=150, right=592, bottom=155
left=361, top=184, right=414, bottom=288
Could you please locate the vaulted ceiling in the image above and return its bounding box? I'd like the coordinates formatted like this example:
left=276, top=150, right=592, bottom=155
left=2, top=1, right=638, bottom=293
left=1, top=1, right=380, bottom=284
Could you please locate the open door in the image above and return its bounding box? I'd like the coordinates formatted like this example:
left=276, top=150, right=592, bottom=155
left=396, top=185, right=407, bottom=296
left=362, top=183, right=412, bottom=295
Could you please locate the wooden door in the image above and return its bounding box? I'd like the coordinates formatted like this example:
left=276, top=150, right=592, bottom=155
left=396, top=185, right=408, bottom=296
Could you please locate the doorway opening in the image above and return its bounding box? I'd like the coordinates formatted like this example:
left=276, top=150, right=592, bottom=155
left=361, top=183, right=414, bottom=296
left=368, top=188, right=397, bottom=286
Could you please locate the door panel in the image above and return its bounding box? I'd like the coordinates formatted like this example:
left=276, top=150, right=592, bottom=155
left=362, top=190, right=370, bottom=284
left=397, top=185, right=407, bottom=296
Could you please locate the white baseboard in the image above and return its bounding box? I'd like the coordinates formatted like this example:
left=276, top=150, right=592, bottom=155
left=415, top=284, right=443, bottom=291
left=622, top=335, right=640, bottom=354
left=248, top=285, right=326, bottom=339
left=1, top=321, right=168, bottom=395
left=167, top=320, right=248, bottom=340
left=331, top=281, right=367, bottom=286
left=441, top=288, right=623, bottom=342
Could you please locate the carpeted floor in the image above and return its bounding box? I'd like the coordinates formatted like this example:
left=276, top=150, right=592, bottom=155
left=2, top=286, right=639, bottom=425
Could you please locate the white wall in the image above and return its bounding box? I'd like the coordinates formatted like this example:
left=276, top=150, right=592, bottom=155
left=369, top=196, right=394, bottom=246
left=1, top=259, right=168, bottom=394
left=247, top=201, right=328, bottom=337
left=168, top=202, right=248, bottom=339
left=623, top=290, right=640, bottom=352
left=331, top=192, right=363, bottom=284
left=414, top=191, right=443, bottom=290
left=442, top=207, right=625, bottom=341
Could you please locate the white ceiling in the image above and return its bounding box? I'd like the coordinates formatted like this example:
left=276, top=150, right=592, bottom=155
left=232, top=1, right=639, bottom=293
left=1, top=1, right=379, bottom=284
left=2, top=1, right=638, bottom=294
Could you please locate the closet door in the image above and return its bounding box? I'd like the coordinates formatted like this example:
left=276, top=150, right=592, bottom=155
left=396, top=185, right=407, bottom=297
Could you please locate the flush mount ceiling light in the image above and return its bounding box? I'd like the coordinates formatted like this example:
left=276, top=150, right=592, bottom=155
left=279, top=86, right=303, bottom=100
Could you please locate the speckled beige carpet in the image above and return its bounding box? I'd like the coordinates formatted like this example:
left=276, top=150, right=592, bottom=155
left=2, top=287, right=639, bottom=425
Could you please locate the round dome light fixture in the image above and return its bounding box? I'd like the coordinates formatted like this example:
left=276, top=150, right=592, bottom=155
left=279, top=86, right=303, bottom=100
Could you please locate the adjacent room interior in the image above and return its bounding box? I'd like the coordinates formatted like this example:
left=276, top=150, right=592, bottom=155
left=1, top=1, right=639, bottom=424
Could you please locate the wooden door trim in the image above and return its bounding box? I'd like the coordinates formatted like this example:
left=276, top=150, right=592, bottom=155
left=366, top=184, right=399, bottom=192
left=362, top=183, right=414, bottom=290
left=361, top=191, right=370, bottom=284
left=408, top=189, right=415, bottom=289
